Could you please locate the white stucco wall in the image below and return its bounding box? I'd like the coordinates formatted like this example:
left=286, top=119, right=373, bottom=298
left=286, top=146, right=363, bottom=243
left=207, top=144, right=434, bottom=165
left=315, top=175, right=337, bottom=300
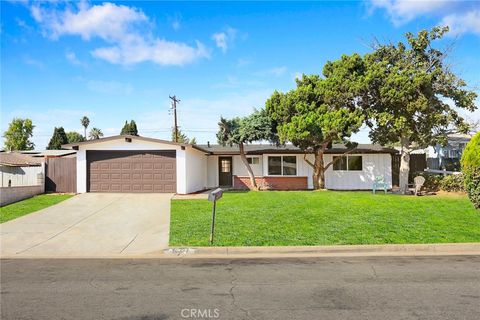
left=75, top=138, right=190, bottom=194
left=207, top=155, right=219, bottom=188
left=189, top=150, right=394, bottom=191
left=324, top=153, right=392, bottom=190
left=233, top=155, right=263, bottom=176
left=184, top=147, right=207, bottom=193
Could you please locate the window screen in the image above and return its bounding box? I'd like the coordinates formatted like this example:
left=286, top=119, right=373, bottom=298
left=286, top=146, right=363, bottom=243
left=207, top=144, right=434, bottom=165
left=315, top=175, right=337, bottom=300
left=247, top=157, right=260, bottom=165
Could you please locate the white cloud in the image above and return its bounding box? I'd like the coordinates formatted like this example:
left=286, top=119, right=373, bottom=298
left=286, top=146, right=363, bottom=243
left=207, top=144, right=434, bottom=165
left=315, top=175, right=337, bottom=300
left=86, top=80, right=133, bottom=95
left=368, top=0, right=451, bottom=25
left=212, top=27, right=237, bottom=53
left=65, top=50, right=81, bottom=65
left=91, top=37, right=209, bottom=66
left=29, top=2, right=209, bottom=66
left=441, top=10, right=480, bottom=36
left=254, top=66, right=287, bottom=77
left=169, top=13, right=182, bottom=31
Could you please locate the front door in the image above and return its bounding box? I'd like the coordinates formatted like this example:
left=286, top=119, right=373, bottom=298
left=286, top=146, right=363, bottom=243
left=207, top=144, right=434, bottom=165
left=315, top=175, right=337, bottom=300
left=218, top=157, right=233, bottom=187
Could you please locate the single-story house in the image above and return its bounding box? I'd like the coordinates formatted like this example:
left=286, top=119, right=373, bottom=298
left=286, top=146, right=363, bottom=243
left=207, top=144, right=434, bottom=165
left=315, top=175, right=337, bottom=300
left=62, top=135, right=398, bottom=194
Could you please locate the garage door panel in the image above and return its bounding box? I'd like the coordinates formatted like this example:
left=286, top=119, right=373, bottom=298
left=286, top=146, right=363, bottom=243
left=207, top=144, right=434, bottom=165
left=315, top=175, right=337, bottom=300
left=87, top=150, right=176, bottom=193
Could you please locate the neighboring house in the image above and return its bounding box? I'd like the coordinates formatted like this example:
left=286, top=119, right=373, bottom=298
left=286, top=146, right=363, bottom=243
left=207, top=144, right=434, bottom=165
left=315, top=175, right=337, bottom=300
left=0, top=153, right=44, bottom=206
left=19, top=149, right=77, bottom=159
left=425, top=134, right=472, bottom=170
left=62, top=135, right=397, bottom=194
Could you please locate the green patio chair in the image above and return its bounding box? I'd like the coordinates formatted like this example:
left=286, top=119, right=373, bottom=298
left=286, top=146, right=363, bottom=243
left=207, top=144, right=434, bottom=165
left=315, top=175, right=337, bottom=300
left=373, top=176, right=387, bottom=194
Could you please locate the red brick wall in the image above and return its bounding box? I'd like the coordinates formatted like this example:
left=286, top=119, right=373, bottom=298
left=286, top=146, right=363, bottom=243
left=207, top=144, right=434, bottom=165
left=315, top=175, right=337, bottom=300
left=234, top=176, right=308, bottom=190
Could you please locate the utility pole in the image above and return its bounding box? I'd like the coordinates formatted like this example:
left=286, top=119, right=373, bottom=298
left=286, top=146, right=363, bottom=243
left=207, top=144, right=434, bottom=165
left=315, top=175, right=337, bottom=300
left=169, top=95, right=180, bottom=142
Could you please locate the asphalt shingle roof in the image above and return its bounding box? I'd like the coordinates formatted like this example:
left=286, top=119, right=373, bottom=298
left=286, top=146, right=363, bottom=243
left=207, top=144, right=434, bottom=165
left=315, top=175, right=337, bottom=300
left=0, top=153, right=43, bottom=167
left=195, top=143, right=398, bottom=154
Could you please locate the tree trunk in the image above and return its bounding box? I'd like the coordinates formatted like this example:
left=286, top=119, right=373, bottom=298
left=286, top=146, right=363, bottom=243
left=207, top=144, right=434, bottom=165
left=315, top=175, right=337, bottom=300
left=399, top=138, right=411, bottom=195
left=312, top=149, right=326, bottom=190
left=239, top=143, right=258, bottom=190
left=84, top=127, right=87, bottom=139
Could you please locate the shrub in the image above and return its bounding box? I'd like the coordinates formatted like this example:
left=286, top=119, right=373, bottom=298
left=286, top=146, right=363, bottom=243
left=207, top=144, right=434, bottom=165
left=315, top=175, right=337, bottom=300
left=411, top=172, right=442, bottom=192
left=439, top=174, right=464, bottom=192
left=461, top=132, right=480, bottom=209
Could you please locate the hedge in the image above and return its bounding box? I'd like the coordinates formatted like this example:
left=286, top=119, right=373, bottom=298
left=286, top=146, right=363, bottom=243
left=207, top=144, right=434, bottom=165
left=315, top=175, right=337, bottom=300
left=461, top=132, right=480, bottom=210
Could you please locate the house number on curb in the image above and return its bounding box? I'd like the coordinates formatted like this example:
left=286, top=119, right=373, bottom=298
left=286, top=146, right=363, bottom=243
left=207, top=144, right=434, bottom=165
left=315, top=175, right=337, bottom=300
left=208, top=188, right=223, bottom=244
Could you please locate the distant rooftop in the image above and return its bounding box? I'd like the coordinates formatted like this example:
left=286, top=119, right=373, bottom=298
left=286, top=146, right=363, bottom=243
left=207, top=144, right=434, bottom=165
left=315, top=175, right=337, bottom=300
left=18, top=150, right=77, bottom=157
left=0, top=152, right=43, bottom=167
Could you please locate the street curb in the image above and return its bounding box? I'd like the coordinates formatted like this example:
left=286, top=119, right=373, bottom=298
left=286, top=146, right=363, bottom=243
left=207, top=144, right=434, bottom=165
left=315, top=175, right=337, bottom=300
left=162, top=243, right=480, bottom=258
left=2, top=243, right=479, bottom=259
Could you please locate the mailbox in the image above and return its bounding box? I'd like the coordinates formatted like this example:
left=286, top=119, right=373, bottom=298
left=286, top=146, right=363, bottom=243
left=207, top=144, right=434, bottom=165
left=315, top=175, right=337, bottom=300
left=208, top=188, right=223, bottom=202
left=208, top=188, right=223, bottom=244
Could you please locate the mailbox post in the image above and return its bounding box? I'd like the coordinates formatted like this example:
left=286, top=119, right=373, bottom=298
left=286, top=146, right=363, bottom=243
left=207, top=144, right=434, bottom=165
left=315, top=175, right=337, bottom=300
left=208, top=188, right=223, bottom=244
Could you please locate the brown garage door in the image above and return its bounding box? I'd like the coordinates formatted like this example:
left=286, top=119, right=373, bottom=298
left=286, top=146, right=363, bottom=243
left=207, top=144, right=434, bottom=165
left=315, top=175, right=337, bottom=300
left=87, top=150, right=176, bottom=193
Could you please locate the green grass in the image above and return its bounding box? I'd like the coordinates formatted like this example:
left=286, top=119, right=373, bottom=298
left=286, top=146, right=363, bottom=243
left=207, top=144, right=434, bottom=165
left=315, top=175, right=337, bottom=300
left=0, top=194, right=73, bottom=223
left=170, top=191, right=480, bottom=246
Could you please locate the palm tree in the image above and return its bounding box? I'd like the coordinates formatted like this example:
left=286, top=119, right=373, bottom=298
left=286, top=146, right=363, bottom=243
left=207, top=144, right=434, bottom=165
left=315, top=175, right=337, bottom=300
left=80, top=116, right=90, bottom=139
left=89, top=127, right=103, bottom=140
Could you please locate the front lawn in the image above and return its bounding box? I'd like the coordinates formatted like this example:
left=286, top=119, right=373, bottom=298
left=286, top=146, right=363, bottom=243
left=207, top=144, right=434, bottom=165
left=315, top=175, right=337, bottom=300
left=170, top=191, right=480, bottom=246
left=0, top=194, right=73, bottom=223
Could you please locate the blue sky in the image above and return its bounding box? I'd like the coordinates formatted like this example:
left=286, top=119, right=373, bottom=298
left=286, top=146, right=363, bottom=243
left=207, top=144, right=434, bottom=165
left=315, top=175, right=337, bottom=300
left=1, top=0, right=479, bottom=149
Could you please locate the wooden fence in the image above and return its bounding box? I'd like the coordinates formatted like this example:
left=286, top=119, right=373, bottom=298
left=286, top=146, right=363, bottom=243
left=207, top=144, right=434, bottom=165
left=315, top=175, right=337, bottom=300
left=45, top=157, right=77, bottom=193
left=392, top=153, right=427, bottom=186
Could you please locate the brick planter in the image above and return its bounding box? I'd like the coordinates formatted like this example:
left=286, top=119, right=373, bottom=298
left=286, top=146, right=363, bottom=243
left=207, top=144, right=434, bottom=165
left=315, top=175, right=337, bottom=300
left=233, top=176, right=308, bottom=190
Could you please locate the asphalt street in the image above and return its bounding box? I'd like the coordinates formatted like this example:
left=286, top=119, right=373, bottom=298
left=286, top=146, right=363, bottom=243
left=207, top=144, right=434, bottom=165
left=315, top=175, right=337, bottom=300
left=1, top=256, right=479, bottom=320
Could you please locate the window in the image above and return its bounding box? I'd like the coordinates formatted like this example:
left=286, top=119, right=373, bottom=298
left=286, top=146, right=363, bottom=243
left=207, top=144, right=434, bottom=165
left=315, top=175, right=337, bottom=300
left=220, top=159, right=231, bottom=173
left=348, top=156, right=362, bottom=171
left=283, top=156, right=297, bottom=175
left=333, top=156, right=347, bottom=170
left=268, top=156, right=297, bottom=176
left=333, top=155, right=363, bottom=171
left=247, top=157, right=260, bottom=165
left=268, top=156, right=282, bottom=175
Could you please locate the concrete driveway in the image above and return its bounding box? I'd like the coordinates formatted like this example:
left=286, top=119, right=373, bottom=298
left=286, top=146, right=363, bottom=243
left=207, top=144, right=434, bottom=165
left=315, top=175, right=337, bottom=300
left=0, top=193, right=172, bottom=257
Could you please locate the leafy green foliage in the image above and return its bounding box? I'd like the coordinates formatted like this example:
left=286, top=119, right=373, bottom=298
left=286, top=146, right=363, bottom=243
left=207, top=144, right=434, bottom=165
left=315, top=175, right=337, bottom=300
left=440, top=174, right=464, bottom=192
left=172, top=128, right=191, bottom=143
left=266, top=57, right=365, bottom=188
left=47, top=127, right=69, bottom=150
left=358, top=27, right=477, bottom=193
left=66, top=131, right=86, bottom=143
left=3, top=118, right=35, bottom=151
left=120, top=120, right=139, bottom=136
left=461, top=132, right=480, bottom=209
left=170, top=191, right=480, bottom=246
left=217, top=109, right=275, bottom=146
left=361, top=27, right=476, bottom=148
left=88, top=127, right=103, bottom=140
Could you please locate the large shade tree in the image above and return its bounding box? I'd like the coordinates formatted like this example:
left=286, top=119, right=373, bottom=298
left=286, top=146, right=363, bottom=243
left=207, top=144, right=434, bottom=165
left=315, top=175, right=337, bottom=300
left=359, top=27, right=477, bottom=193
left=266, top=55, right=365, bottom=189
left=3, top=118, right=35, bottom=151
left=217, top=110, right=275, bottom=189
left=47, top=127, right=68, bottom=150
left=66, top=131, right=86, bottom=143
